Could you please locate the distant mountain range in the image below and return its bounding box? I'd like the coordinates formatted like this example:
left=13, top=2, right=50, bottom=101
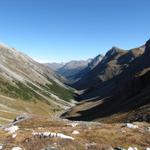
left=46, top=55, right=103, bottom=84
left=46, top=60, right=90, bottom=83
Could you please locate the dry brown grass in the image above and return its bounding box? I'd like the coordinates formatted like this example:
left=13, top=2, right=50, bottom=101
left=0, top=117, right=150, bottom=150
left=0, top=94, right=62, bottom=125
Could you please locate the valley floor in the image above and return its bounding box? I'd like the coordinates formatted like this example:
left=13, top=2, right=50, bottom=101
left=0, top=115, right=149, bottom=150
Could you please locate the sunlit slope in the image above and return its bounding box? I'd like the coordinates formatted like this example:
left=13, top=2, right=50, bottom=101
left=0, top=44, right=75, bottom=124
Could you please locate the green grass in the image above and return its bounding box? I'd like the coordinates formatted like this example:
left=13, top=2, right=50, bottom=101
left=0, top=75, right=75, bottom=103
left=41, top=76, right=75, bottom=102
left=27, top=82, right=51, bottom=98
left=45, top=83, right=74, bottom=102
left=0, top=78, right=43, bottom=101
left=27, top=80, right=75, bottom=102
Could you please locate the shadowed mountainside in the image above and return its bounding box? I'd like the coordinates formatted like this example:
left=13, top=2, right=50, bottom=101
left=62, top=40, right=150, bottom=122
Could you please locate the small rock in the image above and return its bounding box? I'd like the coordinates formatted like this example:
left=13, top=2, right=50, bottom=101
left=68, top=122, right=78, bottom=127
left=13, top=114, right=29, bottom=123
left=72, top=130, right=80, bottom=135
left=85, top=142, right=97, bottom=149
left=11, top=147, right=22, bottom=150
left=146, top=148, right=150, bottom=150
left=12, top=134, right=17, bottom=138
left=5, top=125, right=19, bottom=134
left=128, top=147, right=138, bottom=150
left=126, top=123, right=138, bottom=129
left=0, top=144, right=3, bottom=150
left=147, top=127, right=150, bottom=132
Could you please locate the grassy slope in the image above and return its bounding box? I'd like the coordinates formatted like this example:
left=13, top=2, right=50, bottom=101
left=0, top=76, right=71, bottom=124
left=0, top=77, right=43, bottom=102
left=43, top=82, right=74, bottom=102
left=0, top=94, right=61, bottom=125
left=45, top=77, right=75, bottom=102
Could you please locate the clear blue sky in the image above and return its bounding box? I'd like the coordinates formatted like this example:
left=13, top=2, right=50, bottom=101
left=0, top=0, right=149, bottom=63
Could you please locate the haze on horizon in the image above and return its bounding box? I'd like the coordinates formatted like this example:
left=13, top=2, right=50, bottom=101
left=0, top=0, right=149, bottom=63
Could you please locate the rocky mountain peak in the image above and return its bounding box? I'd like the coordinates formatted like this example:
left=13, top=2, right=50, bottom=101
left=105, top=46, right=125, bottom=58
left=145, top=39, right=150, bottom=54
left=110, top=46, right=124, bottom=53
left=88, top=54, right=103, bottom=70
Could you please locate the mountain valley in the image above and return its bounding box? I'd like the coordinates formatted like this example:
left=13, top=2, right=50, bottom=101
left=0, top=40, right=149, bottom=150
left=61, top=41, right=150, bottom=123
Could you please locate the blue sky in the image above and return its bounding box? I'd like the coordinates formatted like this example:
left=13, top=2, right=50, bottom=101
left=0, top=0, right=149, bottom=63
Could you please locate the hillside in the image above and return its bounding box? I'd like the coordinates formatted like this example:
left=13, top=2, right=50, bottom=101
left=0, top=44, right=74, bottom=124
left=62, top=40, right=150, bottom=122
left=72, top=46, right=144, bottom=91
